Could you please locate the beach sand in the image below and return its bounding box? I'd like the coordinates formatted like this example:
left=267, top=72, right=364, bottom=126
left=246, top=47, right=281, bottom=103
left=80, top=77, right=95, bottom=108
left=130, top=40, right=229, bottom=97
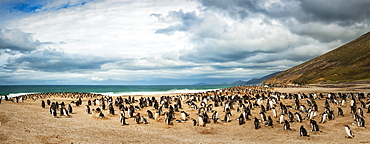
left=1, top=85, right=370, bottom=143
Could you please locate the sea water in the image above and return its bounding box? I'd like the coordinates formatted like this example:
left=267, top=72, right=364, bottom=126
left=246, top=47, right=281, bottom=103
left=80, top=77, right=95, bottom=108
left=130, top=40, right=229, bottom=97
left=0, top=85, right=233, bottom=98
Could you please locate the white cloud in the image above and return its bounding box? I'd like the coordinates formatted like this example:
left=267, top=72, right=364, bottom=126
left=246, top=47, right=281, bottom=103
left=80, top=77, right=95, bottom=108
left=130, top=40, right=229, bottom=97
left=90, top=77, right=106, bottom=81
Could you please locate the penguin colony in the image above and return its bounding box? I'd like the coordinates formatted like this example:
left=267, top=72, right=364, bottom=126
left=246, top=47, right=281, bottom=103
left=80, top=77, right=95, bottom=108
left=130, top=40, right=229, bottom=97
left=5, top=85, right=370, bottom=139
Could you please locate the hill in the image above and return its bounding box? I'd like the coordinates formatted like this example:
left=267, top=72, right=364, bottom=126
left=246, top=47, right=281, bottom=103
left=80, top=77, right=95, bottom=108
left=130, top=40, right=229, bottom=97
left=263, top=31, right=370, bottom=85
left=230, top=71, right=281, bottom=85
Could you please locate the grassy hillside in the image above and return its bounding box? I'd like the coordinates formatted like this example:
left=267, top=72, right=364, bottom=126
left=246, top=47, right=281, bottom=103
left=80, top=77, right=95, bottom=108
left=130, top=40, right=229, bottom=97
left=263, top=31, right=370, bottom=85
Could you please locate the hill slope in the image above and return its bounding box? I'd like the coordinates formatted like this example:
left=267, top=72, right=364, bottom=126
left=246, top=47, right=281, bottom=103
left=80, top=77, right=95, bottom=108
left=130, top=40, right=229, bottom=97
left=263, top=31, right=370, bottom=85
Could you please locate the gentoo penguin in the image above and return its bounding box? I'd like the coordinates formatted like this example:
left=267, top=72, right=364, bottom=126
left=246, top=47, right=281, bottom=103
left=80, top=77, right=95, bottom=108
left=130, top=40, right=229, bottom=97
left=181, top=111, right=188, bottom=121
left=338, top=107, right=344, bottom=116
left=198, top=115, right=205, bottom=127
left=265, top=116, right=273, bottom=127
left=141, top=116, right=148, bottom=124
left=68, top=104, right=73, bottom=114
left=320, top=112, right=328, bottom=123
left=254, top=117, right=260, bottom=129
left=288, top=111, right=295, bottom=123
left=283, top=120, right=291, bottom=130
left=212, top=111, right=219, bottom=123
left=147, top=110, right=154, bottom=119
left=260, top=112, right=267, bottom=122
left=41, top=100, right=46, bottom=108
left=279, top=114, right=284, bottom=124
left=357, top=117, right=366, bottom=128
left=120, top=113, right=127, bottom=125
left=109, top=105, right=115, bottom=115
left=310, top=119, right=321, bottom=132
left=86, top=105, right=91, bottom=114
left=367, top=105, right=370, bottom=113
left=135, top=113, right=141, bottom=124
left=272, top=107, right=277, bottom=118
left=88, top=100, right=91, bottom=106
left=299, top=125, right=309, bottom=137
left=295, top=112, right=303, bottom=123
left=223, top=113, right=231, bottom=122
left=154, top=111, right=160, bottom=121
left=344, top=125, right=354, bottom=139
left=357, top=108, right=364, bottom=117
left=99, top=112, right=105, bottom=118
left=165, top=114, right=173, bottom=125
left=47, top=100, right=51, bottom=105
left=239, top=113, right=245, bottom=125
left=192, top=119, right=198, bottom=126
left=61, top=107, right=69, bottom=117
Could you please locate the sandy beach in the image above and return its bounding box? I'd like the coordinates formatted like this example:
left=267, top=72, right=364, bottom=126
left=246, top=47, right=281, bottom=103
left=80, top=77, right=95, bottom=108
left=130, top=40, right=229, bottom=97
left=1, top=85, right=370, bottom=144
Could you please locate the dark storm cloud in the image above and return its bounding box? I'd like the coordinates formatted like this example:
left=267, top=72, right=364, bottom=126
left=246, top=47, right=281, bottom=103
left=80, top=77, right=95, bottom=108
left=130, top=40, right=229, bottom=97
left=299, top=0, right=370, bottom=25
left=198, top=0, right=266, bottom=19
left=5, top=48, right=112, bottom=72
left=0, top=28, right=40, bottom=52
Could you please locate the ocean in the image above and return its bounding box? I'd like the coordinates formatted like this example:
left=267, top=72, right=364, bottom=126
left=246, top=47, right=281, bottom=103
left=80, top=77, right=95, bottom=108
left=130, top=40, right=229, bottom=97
left=0, top=85, right=233, bottom=98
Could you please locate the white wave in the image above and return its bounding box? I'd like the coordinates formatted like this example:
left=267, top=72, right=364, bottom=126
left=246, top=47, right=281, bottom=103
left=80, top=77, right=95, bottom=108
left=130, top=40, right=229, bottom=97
left=96, top=88, right=221, bottom=96
left=6, top=93, right=39, bottom=98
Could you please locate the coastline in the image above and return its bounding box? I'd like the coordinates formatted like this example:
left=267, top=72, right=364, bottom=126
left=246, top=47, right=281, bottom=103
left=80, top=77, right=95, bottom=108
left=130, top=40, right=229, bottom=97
left=1, top=85, right=370, bottom=143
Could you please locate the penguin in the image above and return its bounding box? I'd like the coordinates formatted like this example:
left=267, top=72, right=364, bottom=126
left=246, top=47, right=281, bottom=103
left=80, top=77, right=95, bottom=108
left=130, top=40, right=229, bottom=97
left=295, top=112, right=303, bottom=123
left=109, top=105, right=115, bottom=115
left=86, top=105, right=91, bottom=114
left=299, top=125, right=309, bottom=137
left=279, top=114, right=284, bottom=124
left=265, top=116, right=273, bottom=127
left=338, top=107, right=344, bottom=116
left=41, top=100, right=46, bottom=108
left=165, top=114, right=173, bottom=125
left=357, top=117, right=366, bottom=128
left=271, top=107, right=277, bottom=118
left=223, top=113, right=231, bottom=122
left=47, top=100, right=51, bottom=105
left=68, top=104, right=73, bottom=114
left=367, top=105, right=370, bottom=113
left=141, top=116, right=148, bottom=124
left=283, top=120, right=291, bottom=130
left=51, top=107, right=57, bottom=118
left=239, top=113, right=245, bottom=125
left=135, top=113, right=141, bottom=124
left=61, top=107, right=69, bottom=117
left=192, top=119, right=198, bottom=126
left=147, top=110, right=154, bottom=119
left=99, top=112, right=105, bottom=118
left=181, top=111, right=188, bottom=121
left=198, top=115, right=205, bottom=127
left=310, top=119, right=321, bottom=132
left=212, top=111, right=219, bottom=123
left=300, top=105, right=307, bottom=113
left=254, top=117, right=260, bottom=129
left=120, top=113, right=127, bottom=125
left=154, top=111, right=160, bottom=121
left=288, top=111, right=295, bottom=123
left=357, top=108, right=364, bottom=117
left=344, top=125, right=354, bottom=139
left=320, top=112, right=328, bottom=123
left=260, top=112, right=267, bottom=122
left=88, top=99, right=91, bottom=106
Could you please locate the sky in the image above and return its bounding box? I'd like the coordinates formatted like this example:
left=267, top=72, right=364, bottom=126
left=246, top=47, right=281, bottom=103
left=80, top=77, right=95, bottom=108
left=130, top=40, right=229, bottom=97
left=0, top=0, right=369, bottom=85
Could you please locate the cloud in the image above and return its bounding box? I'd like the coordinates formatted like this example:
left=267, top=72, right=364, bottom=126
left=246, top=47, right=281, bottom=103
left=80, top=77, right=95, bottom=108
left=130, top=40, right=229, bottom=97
left=152, top=9, right=202, bottom=35
left=6, top=48, right=113, bottom=72
left=90, top=76, right=105, bottom=81
left=0, top=28, right=40, bottom=52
